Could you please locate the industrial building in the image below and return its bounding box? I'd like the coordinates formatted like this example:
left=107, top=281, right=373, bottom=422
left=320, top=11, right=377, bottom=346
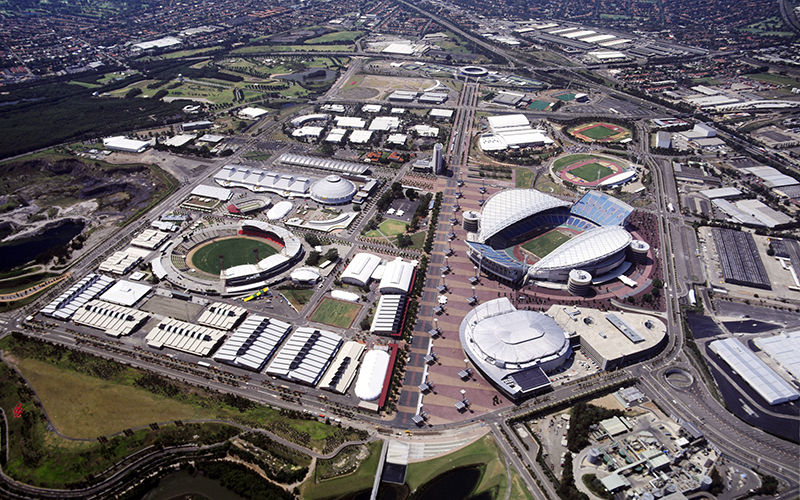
left=318, top=341, right=366, bottom=394
left=379, top=258, right=416, bottom=294
left=213, top=315, right=292, bottom=371
left=72, top=300, right=150, bottom=337
left=370, top=294, right=407, bottom=336
left=341, top=253, right=382, bottom=287
left=459, top=297, right=571, bottom=400
left=146, top=318, right=227, bottom=356
left=550, top=306, right=667, bottom=370
left=277, top=153, right=369, bottom=175
left=102, top=136, right=151, bottom=153
left=709, top=337, right=799, bottom=405
left=98, top=279, right=152, bottom=307
left=754, top=331, right=800, bottom=383
left=130, top=229, right=170, bottom=250
left=99, top=249, right=143, bottom=275
left=40, top=273, right=114, bottom=319
left=479, top=114, right=553, bottom=151
left=711, top=228, right=771, bottom=289
left=214, top=165, right=311, bottom=197
left=197, top=302, right=247, bottom=330
left=237, top=107, right=268, bottom=120
left=266, top=327, right=343, bottom=386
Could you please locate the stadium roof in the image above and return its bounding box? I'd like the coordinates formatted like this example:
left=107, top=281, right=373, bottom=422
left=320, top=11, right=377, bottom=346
left=466, top=298, right=569, bottom=367
left=213, top=315, right=292, bottom=371
left=266, top=327, right=343, bottom=385
left=709, top=337, right=799, bottom=405
left=310, top=175, right=357, bottom=204
left=531, top=226, right=632, bottom=274
left=478, top=189, right=570, bottom=243
left=354, top=349, right=391, bottom=401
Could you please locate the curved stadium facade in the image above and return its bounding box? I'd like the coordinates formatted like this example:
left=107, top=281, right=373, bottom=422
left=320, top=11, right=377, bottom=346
left=465, top=190, right=636, bottom=286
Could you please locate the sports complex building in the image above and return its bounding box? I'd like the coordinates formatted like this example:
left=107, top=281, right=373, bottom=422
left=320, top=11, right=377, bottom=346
left=465, top=189, right=643, bottom=288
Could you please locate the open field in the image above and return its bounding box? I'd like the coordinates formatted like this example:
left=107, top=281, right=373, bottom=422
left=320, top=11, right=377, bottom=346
left=14, top=358, right=206, bottom=438
left=516, top=168, right=534, bottom=188
left=521, top=230, right=570, bottom=258
left=301, top=440, right=382, bottom=499
left=244, top=151, right=272, bottom=161
left=745, top=72, right=800, bottom=87
left=280, top=287, right=314, bottom=310
left=553, top=153, right=597, bottom=171
left=364, top=219, right=407, bottom=238
left=406, top=435, right=507, bottom=497
left=231, top=44, right=353, bottom=55
left=359, top=74, right=438, bottom=93
left=309, top=298, right=361, bottom=328
left=581, top=125, right=619, bottom=140
left=568, top=122, right=631, bottom=143
left=190, top=236, right=278, bottom=275
left=570, top=162, right=614, bottom=182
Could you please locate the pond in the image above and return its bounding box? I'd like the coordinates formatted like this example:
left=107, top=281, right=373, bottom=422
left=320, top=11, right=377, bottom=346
left=277, top=68, right=337, bottom=83
left=142, top=469, right=247, bottom=500
left=0, top=219, right=84, bottom=271
left=412, top=466, right=483, bottom=500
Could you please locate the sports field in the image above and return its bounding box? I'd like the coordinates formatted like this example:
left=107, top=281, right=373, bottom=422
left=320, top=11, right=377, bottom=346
left=522, top=230, right=570, bottom=258
left=568, top=122, right=631, bottom=143
left=309, top=297, right=361, bottom=328
left=570, top=162, right=614, bottom=182
left=190, top=236, right=277, bottom=275
left=364, top=219, right=406, bottom=238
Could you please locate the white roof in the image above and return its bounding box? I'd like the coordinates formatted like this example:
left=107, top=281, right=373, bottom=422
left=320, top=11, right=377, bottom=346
left=318, top=341, right=365, bottom=394
left=325, top=128, right=347, bottom=143
left=411, top=125, right=439, bottom=137
left=213, top=315, right=292, bottom=371
left=310, top=175, right=357, bottom=204
left=334, top=116, right=366, bottom=128
left=197, top=302, right=247, bottom=330
left=238, top=107, right=268, bottom=119
left=599, top=170, right=636, bottom=187
left=131, top=228, right=170, bottom=249
left=429, top=108, right=454, bottom=118
left=744, top=166, right=799, bottom=188
left=40, top=273, right=114, bottom=319
left=371, top=294, right=405, bottom=334
left=291, top=113, right=330, bottom=127
left=342, top=253, right=381, bottom=286
left=191, top=184, right=232, bottom=201
left=378, top=258, right=416, bottom=294
left=72, top=300, right=150, bottom=337
left=588, top=50, right=626, bottom=60
left=531, top=226, right=632, bottom=274
left=102, top=136, right=150, bottom=153
left=198, top=134, right=225, bottom=143
left=99, top=280, right=152, bottom=306
left=362, top=104, right=382, bottom=113
left=487, top=114, right=530, bottom=131
left=291, top=267, right=321, bottom=283
left=563, top=29, right=595, bottom=39
left=580, top=34, right=617, bottom=43
left=387, top=133, right=408, bottom=145
left=133, top=36, right=181, bottom=50
left=709, top=337, right=799, bottom=405
left=462, top=298, right=569, bottom=369
left=146, top=317, right=226, bottom=356
left=700, top=187, right=741, bottom=199
left=598, top=38, right=631, bottom=46
left=354, top=349, right=391, bottom=401
left=266, top=327, right=342, bottom=385
left=369, top=116, right=401, bottom=131
left=267, top=201, right=293, bottom=220
left=349, top=130, right=374, bottom=144
left=382, top=43, right=415, bottom=54
left=734, top=199, right=793, bottom=227
left=214, top=165, right=311, bottom=196
left=292, top=126, right=324, bottom=138
left=754, top=331, right=800, bottom=382
left=331, top=290, right=360, bottom=302
left=478, top=189, right=571, bottom=243
left=163, top=134, right=196, bottom=147
left=278, top=153, right=369, bottom=175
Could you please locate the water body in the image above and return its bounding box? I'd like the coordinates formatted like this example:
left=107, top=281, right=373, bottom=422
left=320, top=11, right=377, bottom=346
left=0, top=219, right=84, bottom=271
left=142, top=469, right=247, bottom=500
left=412, top=466, right=482, bottom=500
left=277, top=68, right=337, bottom=83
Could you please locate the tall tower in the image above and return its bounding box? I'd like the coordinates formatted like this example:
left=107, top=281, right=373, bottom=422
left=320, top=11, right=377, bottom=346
left=433, top=143, right=444, bottom=175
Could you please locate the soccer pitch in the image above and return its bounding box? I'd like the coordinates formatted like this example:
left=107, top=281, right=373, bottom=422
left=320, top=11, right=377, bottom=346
left=191, top=237, right=277, bottom=275
left=581, top=125, right=619, bottom=140
left=521, top=230, right=571, bottom=258
left=570, top=163, right=614, bottom=182
left=310, top=298, right=362, bottom=328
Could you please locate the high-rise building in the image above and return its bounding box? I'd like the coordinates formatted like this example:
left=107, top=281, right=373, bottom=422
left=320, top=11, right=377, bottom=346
left=433, top=143, right=444, bottom=174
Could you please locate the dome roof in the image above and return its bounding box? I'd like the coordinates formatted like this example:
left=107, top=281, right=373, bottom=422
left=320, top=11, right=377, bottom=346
left=463, top=298, right=568, bottom=368
left=531, top=225, right=632, bottom=273
left=478, top=189, right=570, bottom=243
left=310, top=175, right=356, bottom=204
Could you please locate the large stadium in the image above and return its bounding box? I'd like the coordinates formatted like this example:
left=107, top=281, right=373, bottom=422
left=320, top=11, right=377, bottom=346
left=465, top=189, right=643, bottom=288
left=159, top=220, right=304, bottom=295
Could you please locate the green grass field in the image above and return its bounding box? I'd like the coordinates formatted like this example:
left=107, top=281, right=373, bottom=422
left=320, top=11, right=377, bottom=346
left=280, top=287, right=314, bottom=310
left=527, top=100, right=553, bottom=111
left=364, top=219, right=407, bottom=238
left=301, top=440, right=382, bottom=499
left=309, top=298, right=361, bottom=328
left=555, top=92, right=575, bottom=101
left=191, top=237, right=277, bottom=275
left=569, top=162, right=614, bottom=182
left=580, top=125, right=619, bottom=140
left=522, top=230, right=571, bottom=258
left=745, top=72, right=800, bottom=87
left=516, top=168, right=534, bottom=188
left=405, top=435, right=508, bottom=496
left=14, top=358, right=207, bottom=438
left=231, top=44, right=353, bottom=55
left=243, top=151, right=272, bottom=161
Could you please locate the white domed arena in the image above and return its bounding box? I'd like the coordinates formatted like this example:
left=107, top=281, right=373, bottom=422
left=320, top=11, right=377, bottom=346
left=460, top=298, right=571, bottom=400
left=309, top=175, right=357, bottom=205
left=465, top=189, right=637, bottom=286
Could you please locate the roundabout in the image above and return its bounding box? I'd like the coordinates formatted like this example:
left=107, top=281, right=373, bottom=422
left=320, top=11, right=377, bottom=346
left=551, top=153, right=636, bottom=188
left=664, top=367, right=695, bottom=389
